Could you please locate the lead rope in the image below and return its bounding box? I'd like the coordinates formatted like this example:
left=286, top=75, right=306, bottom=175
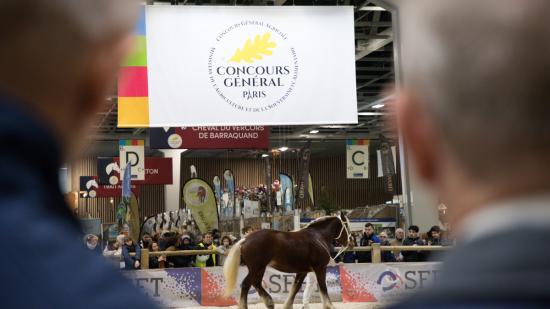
left=315, top=217, right=352, bottom=265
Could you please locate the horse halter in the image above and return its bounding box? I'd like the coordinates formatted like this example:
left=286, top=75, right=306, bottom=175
left=333, top=216, right=352, bottom=261
left=314, top=216, right=353, bottom=265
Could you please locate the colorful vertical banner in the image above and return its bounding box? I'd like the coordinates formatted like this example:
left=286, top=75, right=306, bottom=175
left=118, top=8, right=149, bottom=127
left=183, top=178, right=219, bottom=233
left=213, top=176, right=222, bottom=216
left=223, top=170, right=236, bottom=219
left=279, top=173, right=294, bottom=213
left=119, top=139, right=145, bottom=181
left=346, top=139, right=369, bottom=179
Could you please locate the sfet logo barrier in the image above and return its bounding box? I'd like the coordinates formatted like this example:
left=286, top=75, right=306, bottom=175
left=377, top=269, right=441, bottom=292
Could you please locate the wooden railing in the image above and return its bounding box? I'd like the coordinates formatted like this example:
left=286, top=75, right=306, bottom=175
left=131, top=245, right=450, bottom=269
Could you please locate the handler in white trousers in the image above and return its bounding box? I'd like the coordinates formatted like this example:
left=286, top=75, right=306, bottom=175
left=302, top=272, right=317, bottom=309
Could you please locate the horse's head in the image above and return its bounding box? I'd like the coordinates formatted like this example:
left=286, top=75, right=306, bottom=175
left=336, top=213, right=354, bottom=248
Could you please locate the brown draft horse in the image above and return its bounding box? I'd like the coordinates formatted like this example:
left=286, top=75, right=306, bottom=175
left=224, top=213, right=353, bottom=309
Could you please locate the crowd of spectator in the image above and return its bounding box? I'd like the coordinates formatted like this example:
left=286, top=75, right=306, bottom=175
left=339, top=223, right=453, bottom=263
left=83, top=223, right=451, bottom=270
left=84, top=226, right=256, bottom=270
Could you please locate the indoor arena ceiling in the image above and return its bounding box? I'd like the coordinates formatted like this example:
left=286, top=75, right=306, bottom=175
left=92, top=1, right=395, bottom=157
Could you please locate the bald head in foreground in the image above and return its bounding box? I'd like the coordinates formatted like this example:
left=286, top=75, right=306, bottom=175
left=0, top=1, right=157, bottom=308
left=392, top=0, right=550, bottom=307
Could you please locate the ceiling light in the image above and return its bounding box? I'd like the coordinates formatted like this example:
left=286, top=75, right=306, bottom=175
left=320, top=125, right=349, bottom=129
left=279, top=146, right=289, bottom=152
left=309, top=130, right=319, bottom=134
left=358, top=112, right=385, bottom=116
left=261, top=154, right=269, bottom=158
left=359, top=6, right=386, bottom=11
left=372, top=104, right=385, bottom=109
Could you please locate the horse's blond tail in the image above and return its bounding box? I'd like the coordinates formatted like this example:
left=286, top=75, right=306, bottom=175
left=223, top=238, right=245, bottom=297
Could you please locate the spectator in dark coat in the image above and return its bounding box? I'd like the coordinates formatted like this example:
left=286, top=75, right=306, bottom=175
left=148, top=242, right=166, bottom=269
left=402, top=225, right=425, bottom=262
left=122, top=237, right=142, bottom=270
left=379, top=232, right=396, bottom=262
left=169, top=234, right=195, bottom=267
left=425, top=225, right=450, bottom=261
left=0, top=1, right=157, bottom=307
left=357, top=223, right=381, bottom=263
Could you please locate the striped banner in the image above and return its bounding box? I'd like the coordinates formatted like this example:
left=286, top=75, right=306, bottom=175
left=118, top=8, right=149, bottom=127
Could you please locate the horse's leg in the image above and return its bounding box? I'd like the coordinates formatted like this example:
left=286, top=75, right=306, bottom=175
left=282, top=272, right=307, bottom=309
left=314, top=267, right=336, bottom=309
left=250, top=267, right=274, bottom=309
left=239, top=273, right=253, bottom=309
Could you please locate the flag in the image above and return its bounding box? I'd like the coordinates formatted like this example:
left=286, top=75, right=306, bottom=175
left=122, top=163, right=132, bottom=199
left=377, top=146, right=397, bottom=177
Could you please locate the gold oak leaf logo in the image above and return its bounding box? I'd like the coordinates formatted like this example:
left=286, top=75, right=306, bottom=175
left=229, top=33, right=276, bottom=63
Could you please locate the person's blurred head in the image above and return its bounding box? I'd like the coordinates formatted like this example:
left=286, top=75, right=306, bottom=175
left=141, top=233, right=152, bottom=248
left=221, top=236, right=232, bottom=247
left=182, top=234, right=191, bottom=245
left=116, top=234, right=126, bottom=246
left=142, top=233, right=152, bottom=242
left=395, top=228, right=405, bottom=241
left=408, top=225, right=420, bottom=239
left=85, top=234, right=98, bottom=249
left=395, top=0, right=550, bottom=226
left=124, top=236, right=133, bottom=246
left=242, top=226, right=253, bottom=236
left=194, top=233, right=202, bottom=242
left=203, top=233, right=213, bottom=245
left=0, top=0, right=138, bottom=159
left=364, top=223, right=375, bottom=237
left=379, top=232, right=388, bottom=241
left=429, top=225, right=441, bottom=239
left=150, top=242, right=159, bottom=252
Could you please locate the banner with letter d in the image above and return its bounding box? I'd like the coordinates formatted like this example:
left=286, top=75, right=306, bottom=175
left=119, top=139, right=145, bottom=181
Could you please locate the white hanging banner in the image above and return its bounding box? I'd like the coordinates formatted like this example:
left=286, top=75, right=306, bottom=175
left=347, top=139, right=369, bottom=179
left=119, top=140, right=145, bottom=181
left=143, top=6, right=357, bottom=126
